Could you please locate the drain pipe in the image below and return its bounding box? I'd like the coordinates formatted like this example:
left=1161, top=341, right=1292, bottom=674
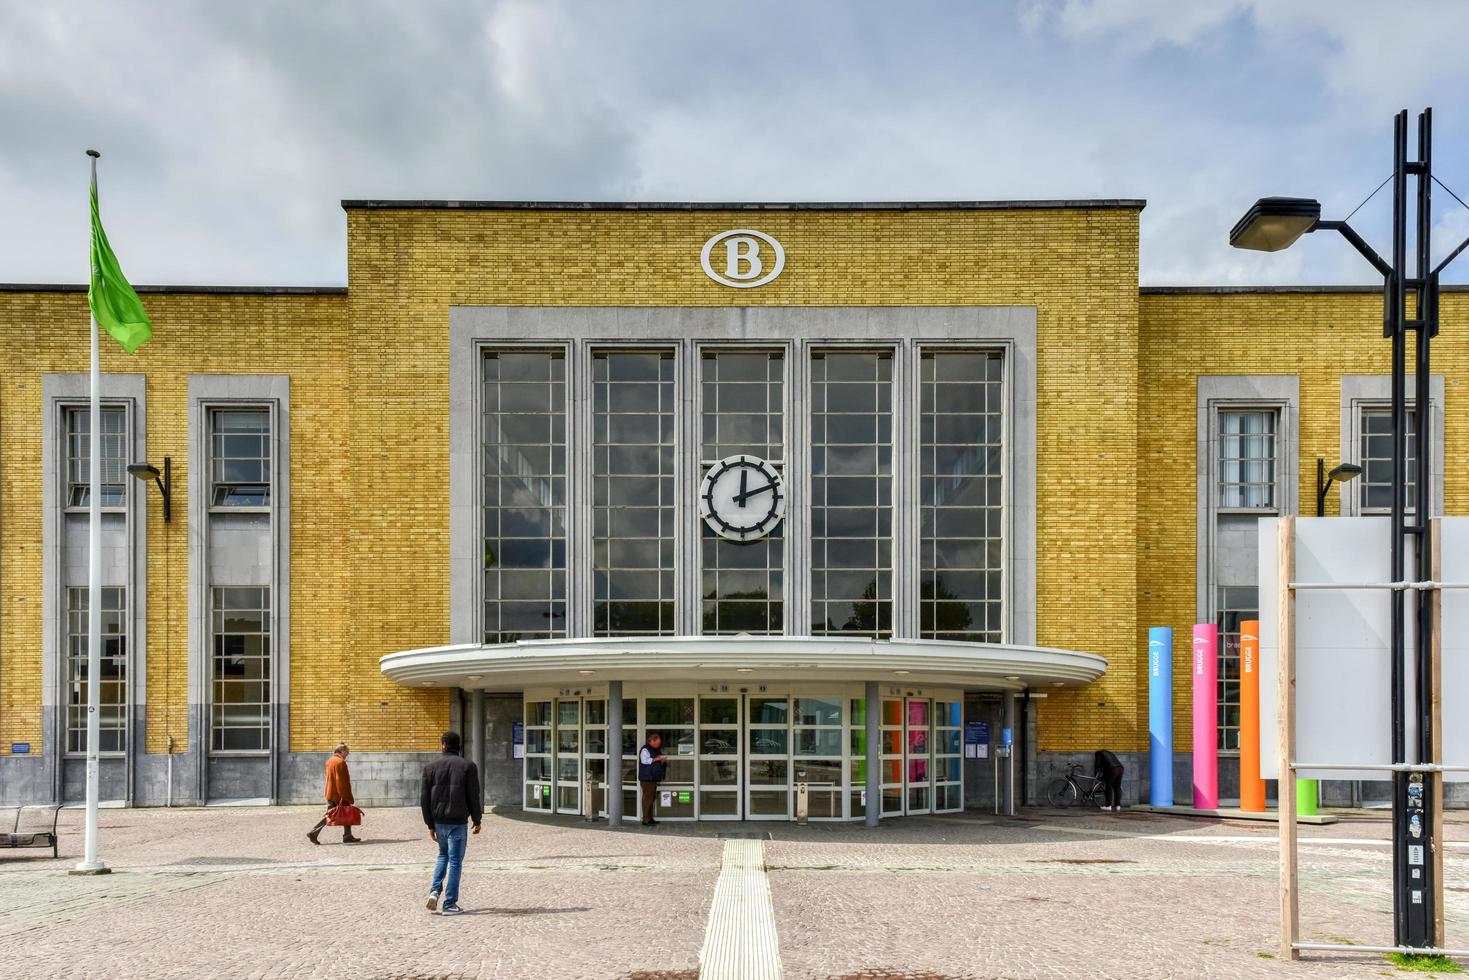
left=166, top=736, right=174, bottom=808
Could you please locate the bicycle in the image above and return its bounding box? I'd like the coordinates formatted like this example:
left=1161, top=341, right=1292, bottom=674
left=1046, top=763, right=1111, bottom=808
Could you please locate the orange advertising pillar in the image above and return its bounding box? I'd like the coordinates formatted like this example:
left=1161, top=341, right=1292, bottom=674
left=1240, top=619, right=1267, bottom=812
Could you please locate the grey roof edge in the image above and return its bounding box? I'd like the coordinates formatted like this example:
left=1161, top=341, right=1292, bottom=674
left=1143, top=284, right=1469, bottom=295
left=340, top=198, right=1148, bottom=212
left=0, top=283, right=347, bottom=295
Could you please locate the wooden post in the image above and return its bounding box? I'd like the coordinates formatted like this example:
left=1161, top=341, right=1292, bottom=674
left=1430, top=518, right=1444, bottom=946
left=1278, top=516, right=1299, bottom=960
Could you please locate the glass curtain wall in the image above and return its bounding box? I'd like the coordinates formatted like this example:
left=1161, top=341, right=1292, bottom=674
left=920, top=351, right=1004, bottom=642
left=811, top=351, right=892, bottom=637
left=594, top=352, right=676, bottom=635
left=700, top=351, right=785, bottom=634
left=483, top=351, right=567, bottom=643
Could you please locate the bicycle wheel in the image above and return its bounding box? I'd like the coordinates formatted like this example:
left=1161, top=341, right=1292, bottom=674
left=1047, top=778, right=1078, bottom=808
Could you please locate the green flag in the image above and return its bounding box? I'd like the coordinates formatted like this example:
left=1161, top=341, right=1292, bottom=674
left=88, top=181, right=152, bottom=354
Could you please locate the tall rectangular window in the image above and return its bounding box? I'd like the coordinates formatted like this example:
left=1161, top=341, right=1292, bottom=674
left=483, top=351, right=567, bottom=642
left=65, top=407, right=127, bottom=507
left=810, top=351, right=892, bottom=637
left=1218, top=410, right=1276, bottom=509
left=920, top=351, right=1004, bottom=642
left=1216, top=585, right=1255, bottom=752
left=210, top=409, right=271, bottom=507
left=66, top=586, right=127, bottom=754
left=701, top=351, right=784, bottom=634
left=211, top=586, right=271, bottom=753
left=593, top=351, right=676, bottom=635
left=1360, top=407, right=1418, bottom=514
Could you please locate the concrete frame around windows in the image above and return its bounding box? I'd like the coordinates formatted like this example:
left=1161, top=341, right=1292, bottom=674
left=1338, top=374, right=1445, bottom=518
left=1194, top=376, right=1300, bottom=626
left=24, top=374, right=147, bottom=806
left=187, top=375, right=290, bottom=804
left=448, top=307, right=1038, bottom=650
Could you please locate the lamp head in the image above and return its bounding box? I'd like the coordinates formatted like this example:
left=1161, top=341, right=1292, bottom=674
left=1229, top=197, right=1322, bottom=252
left=126, top=462, right=161, bottom=482
left=1327, top=462, right=1364, bottom=483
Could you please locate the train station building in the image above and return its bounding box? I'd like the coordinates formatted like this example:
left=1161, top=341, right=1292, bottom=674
left=1, top=199, right=1463, bottom=818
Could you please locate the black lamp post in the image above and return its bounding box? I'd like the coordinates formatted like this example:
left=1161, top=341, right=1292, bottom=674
left=1315, top=458, right=1362, bottom=517
left=1232, top=108, right=1464, bottom=950
left=126, top=456, right=171, bottom=523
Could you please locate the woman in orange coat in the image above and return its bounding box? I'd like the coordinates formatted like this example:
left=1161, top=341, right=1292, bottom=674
left=307, top=744, right=361, bottom=844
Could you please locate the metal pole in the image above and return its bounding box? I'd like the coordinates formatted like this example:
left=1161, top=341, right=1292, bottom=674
left=73, top=150, right=108, bottom=876
left=1387, top=109, right=1409, bottom=945
left=607, top=681, right=623, bottom=828
left=1409, top=107, right=1437, bottom=945
left=864, top=680, right=879, bottom=827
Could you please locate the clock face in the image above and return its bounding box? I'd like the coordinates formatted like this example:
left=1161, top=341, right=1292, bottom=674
left=699, top=455, right=786, bottom=542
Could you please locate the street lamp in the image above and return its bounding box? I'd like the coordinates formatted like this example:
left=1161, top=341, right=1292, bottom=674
left=1314, top=459, right=1362, bottom=517
left=1232, top=108, right=1469, bottom=951
left=126, top=456, right=171, bottom=522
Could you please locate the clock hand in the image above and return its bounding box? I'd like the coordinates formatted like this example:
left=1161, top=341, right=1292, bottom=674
left=734, top=481, right=777, bottom=505
left=739, top=468, right=748, bottom=508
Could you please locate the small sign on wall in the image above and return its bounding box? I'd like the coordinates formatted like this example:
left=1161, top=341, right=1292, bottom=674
left=964, top=722, right=989, bottom=759
left=10, top=743, right=29, bottom=754
left=512, top=721, right=525, bottom=760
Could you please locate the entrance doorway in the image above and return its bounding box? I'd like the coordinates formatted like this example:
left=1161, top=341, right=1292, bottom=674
left=522, top=686, right=962, bottom=821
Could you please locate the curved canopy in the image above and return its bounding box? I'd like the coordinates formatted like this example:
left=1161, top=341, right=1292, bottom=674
left=380, top=635, right=1106, bottom=692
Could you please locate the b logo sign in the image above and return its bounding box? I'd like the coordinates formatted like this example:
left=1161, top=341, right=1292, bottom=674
left=700, top=229, right=785, bottom=288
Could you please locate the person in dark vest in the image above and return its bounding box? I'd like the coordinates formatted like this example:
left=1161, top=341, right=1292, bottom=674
left=638, top=733, right=668, bottom=827
left=1094, top=747, right=1124, bottom=812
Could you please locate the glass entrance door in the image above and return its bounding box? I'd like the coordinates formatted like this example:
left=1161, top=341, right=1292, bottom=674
left=746, top=694, right=790, bottom=820
left=905, top=698, right=932, bottom=814
left=697, top=696, right=742, bottom=819
left=554, top=698, right=582, bottom=814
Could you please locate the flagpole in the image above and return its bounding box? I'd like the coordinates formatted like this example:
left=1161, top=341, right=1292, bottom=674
left=73, top=148, right=109, bottom=875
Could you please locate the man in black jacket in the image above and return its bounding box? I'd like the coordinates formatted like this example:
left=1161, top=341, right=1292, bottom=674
left=420, top=730, right=483, bottom=915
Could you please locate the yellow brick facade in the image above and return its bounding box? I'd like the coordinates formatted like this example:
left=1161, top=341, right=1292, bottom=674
left=31, top=203, right=1440, bottom=769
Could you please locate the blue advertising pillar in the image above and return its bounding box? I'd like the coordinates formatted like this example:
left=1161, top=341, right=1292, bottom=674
left=1148, top=627, right=1174, bottom=807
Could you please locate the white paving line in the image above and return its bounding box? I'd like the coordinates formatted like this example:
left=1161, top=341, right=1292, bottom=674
left=699, top=840, right=781, bottom=980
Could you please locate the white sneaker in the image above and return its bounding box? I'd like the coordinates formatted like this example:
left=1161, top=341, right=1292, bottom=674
left=425, top=891, right=439, bottom=912
left=440, top=903, right=464, bottom=916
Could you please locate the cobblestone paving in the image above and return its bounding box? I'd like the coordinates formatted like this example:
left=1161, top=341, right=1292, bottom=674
left=0, top=805, right=1463, bottom=979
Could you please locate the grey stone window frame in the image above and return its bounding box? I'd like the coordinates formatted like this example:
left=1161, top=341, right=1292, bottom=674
left=1339, top=374, right=1444, bottom=518
left=188, top=376, right=290, bottom=781
left=41, top=373, right=147, bottom=802
left=1195, top=375, right=1299, bottom=626
left=449, top=307, right=1037, bottom=648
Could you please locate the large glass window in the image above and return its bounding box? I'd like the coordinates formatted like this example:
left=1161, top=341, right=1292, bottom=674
left=920, top=351, right=1004, bottom=642
left=593, top=351, right=676, bottom=635
left=1218, top=410, right=1276, bottom=509
left=211, top=586, right=270, bottom=753
left=1360, top=407, right=1418, bottom=514
left=701, top=351, right=784, bottom=634
left=1216, top=585, right=1255, bottom=752
left=65, top=586, right=127, bottom=754
left=483, top=351, right=567, bottom=643
left=210, top=409, right=271, bottom=508
left=810, top=351, right=892, bottom=637
left=65, top=407, right=126, bottom=508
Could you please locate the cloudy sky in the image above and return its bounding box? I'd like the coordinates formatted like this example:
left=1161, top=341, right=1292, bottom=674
left=5, top=0, right=1469, bottom=287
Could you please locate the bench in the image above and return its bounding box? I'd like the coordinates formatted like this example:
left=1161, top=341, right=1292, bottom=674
left=2, top=805, right=61, bottom=858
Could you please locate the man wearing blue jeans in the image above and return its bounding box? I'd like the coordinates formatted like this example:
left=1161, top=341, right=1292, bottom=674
left=420, top=730, right=483, bottom=916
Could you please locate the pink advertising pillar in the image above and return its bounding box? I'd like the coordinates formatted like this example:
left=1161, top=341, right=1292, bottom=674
left=1192, top=623, right=1219, bottom=810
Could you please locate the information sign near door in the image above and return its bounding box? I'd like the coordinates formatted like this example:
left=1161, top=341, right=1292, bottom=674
left=964, top=721, right=989, bottom=759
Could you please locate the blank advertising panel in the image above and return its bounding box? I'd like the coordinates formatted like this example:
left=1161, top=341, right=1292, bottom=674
left=1258, top=517, right=1418, bottom=781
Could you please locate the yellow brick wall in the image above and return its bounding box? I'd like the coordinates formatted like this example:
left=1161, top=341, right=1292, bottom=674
left=1137, top=289, right=1469, bottom=750
left=1, top=205, right=1144, bottom=758
left=345, top=206, right=1143, bottom=753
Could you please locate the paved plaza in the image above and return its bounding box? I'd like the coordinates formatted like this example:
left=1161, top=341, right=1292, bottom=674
left=0, top=804, right=1465, bottom=979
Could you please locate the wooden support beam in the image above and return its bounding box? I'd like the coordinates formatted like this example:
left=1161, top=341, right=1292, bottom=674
left=1278, top=516, right=1299, bottom=961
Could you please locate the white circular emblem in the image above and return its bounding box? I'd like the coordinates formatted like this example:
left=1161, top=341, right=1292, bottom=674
left=698, top=455, right=786, bottom=542
left=700, top=229, right=785, bottom=289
